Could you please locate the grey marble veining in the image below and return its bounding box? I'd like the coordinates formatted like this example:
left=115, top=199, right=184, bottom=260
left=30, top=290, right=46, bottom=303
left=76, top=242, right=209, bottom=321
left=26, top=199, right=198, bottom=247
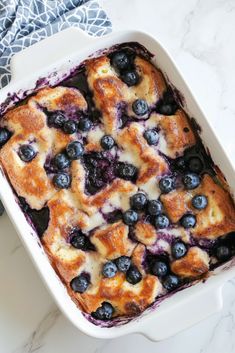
left=1, top=0, right=235, bottom=352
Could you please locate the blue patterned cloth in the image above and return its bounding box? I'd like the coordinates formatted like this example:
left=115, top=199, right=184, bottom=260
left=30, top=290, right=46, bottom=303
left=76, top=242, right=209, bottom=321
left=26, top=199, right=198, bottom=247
left=0, top=0, right=112, bottom=88
left=0, top=0, right=112, bottom=214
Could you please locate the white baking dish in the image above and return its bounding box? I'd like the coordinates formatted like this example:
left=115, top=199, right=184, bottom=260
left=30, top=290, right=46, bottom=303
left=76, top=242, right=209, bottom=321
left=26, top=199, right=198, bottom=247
left=1, top=27, right=235, bottom=341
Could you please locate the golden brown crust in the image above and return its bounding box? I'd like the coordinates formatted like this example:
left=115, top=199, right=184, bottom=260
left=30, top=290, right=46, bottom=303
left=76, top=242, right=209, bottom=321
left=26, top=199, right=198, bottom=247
left=76, top=272, right=161, bottom=316
left=135, top=221, right=157, bottom=245
left=192, top=175, right=235, bottom=239
left=91, top=221, right=135, bottom=260
left=161, top=174, right=235, bottom=239
left=171, top=247, right=209, bottom=278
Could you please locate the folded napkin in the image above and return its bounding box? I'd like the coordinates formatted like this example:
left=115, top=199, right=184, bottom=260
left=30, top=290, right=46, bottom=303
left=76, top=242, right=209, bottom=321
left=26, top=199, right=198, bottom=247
left=0, top=0, right=112, bottom=88
left=0, top=0, right=112, bottom=214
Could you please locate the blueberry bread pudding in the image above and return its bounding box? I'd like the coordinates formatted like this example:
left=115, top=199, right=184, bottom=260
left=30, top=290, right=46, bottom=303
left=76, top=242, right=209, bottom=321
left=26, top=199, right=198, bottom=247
left=1, top=43, right=235, bottom=324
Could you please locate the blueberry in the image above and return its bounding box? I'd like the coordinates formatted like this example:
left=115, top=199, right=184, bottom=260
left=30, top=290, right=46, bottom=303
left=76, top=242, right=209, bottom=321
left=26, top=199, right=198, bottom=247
left=172, top=242, right=187, bottom=259
left=132, top=99, right=148, bottom=116
left=48, top=112, right=67, bottom=128
left=53, top=173, right=71, bottom=189
left=188, top=157, right=203, bottom=173
left=111, top=51, right=131, bottom=71
left=182, top=173, right=200, bottom=190
left=126, top=265, right=142, bottom=284
left=215, top=245, right=231, bottom=261
left=157, top=91, right=178, bottom=116
left=102, top=261, right=118, bottom=278
left=70, top=274, right=90, bottom=293
left=0, top=200, right=4, bottom=216
left=158, top=104, right=175, bottom=116
left=163, top=275, right=179, bottom=291
left=180, top=214, right=196, bottom=228
left=91, top=302, right=114, bottom=320
left=147, top=200, right=163, bottom=216
left=121, top=70, right=139, bottom=86
left=66, top=141, right=84, bottom=160
left=18, top=145, right=36, bottom=162
left=53, top=153, right=70, bottom=170
left=159, top=176, right=175, bottom=194
left=152, top=261, right=168, bottom=277
left=100, top=135, right=115, bottom=150
left=130, top=193, right=147, bottom=211
left=154, top=214, right=170, bottom=229
left=115, top=256, right=131, bottom=272
left=174, top=157, right=186, bottom=171
left=115, top=162, right=138, bottom=181
left=123, top=209, right=138, bottom=226
left=0, top=128, right=11, bottom=147
left=63, top=120, right=78, bottom=134
left=143, top=129, right=159, bottom=145
left=70, top=231, right=88, bottom=250
left=192, top=195, right=208, bottom=210
left=78, top=118, right=92, bottom=132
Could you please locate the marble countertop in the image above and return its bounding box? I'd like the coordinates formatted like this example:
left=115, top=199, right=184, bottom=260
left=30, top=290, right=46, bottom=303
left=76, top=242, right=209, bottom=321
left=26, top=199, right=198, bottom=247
left=1, top=0, right=235, bottom=352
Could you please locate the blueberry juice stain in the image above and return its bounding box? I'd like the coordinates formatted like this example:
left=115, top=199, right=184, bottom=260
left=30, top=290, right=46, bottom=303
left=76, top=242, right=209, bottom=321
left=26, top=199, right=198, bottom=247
left=19, top=197, right=49, bottom=237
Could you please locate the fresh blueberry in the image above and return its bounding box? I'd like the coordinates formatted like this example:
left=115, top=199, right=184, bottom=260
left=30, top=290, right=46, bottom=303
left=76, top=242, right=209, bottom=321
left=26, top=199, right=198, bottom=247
left=70, top=274, right=90, bottom=293
left=78, top=118, right=92, bottom=132
left=158, top=104, right=175, bottom=116
left=53, top=173, right=71, bottom=189
left=111, top=51, right=131, bottom=71
left=157, top=91, right=178, bottom=115
left=154, top=214, right=170, bottom=229
left=180, top=214, right=196, bottom=228
left=48, top=112, right=67, bottom=128
left=91, top=302, right=114, bottom=320
left=192, top=195, right=208, bottom=210
left=100, top=135, right=115, bottom=150
left=0, top=200, right=4, bottom=216
left=70, top=231, right=88, bottom=250
left=115, top=256, right=131, bottom=272
left=123, top=209, right=138, bottom=226
left=159, top=176, right=175, bottom=194
left=63, top=120, right=78, bottom=134
left=66, top=141, right=84, bottom=160
left=182, top=173, right=200, bottom=190
left=163, top=275, right=179, bottom=291
left=0, top=128, right=11, bottom=147
left=152, top=261, right=168, bottom=277
left=115, top=162, right=138, bottom=181
left=121, top=70, right=139, bottom=86
left=102, top=261, right=118, bottom=278
left=132, top=99, right=148, bottom=116
left=130, top=193, right=147, bottom=211
left=188, top=157, right=203, bottom=173
left=174, top=157, right=186, bottom=171
left=126, top=265, right=142, bottom=284
left=147, top=200, right=163, bottom=216
left=18, top=145, right=36, bottom=162
left=53, top=153, right=70, bottom=170
left=172, top=242, right=187, bottom=259
left=143, top=129, right=159, bottom=145
left=215, top=245, right=231, bottom=261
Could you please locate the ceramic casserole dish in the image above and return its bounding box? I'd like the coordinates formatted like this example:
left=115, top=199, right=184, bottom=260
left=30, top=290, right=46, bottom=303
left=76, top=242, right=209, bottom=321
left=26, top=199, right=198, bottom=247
left=0, top=27, right=235, bottom=341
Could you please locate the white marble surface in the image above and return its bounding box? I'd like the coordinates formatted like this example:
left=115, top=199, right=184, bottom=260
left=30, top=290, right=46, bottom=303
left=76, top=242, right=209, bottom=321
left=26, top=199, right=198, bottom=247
left=1, top=0, right=235, bottom=352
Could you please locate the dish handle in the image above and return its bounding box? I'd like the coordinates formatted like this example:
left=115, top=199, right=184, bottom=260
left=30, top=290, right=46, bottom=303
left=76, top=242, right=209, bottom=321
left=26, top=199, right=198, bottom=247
left=10, top=27, right=96, bottom=83
left=139, top=284, right=223, bottom=341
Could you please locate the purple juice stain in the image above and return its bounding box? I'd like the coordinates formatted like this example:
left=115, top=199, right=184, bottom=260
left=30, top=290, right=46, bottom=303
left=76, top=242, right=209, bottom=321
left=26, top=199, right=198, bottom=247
left=83, top=151, right=116, bottom=195
left=19, top=197, right=49, bottom=237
